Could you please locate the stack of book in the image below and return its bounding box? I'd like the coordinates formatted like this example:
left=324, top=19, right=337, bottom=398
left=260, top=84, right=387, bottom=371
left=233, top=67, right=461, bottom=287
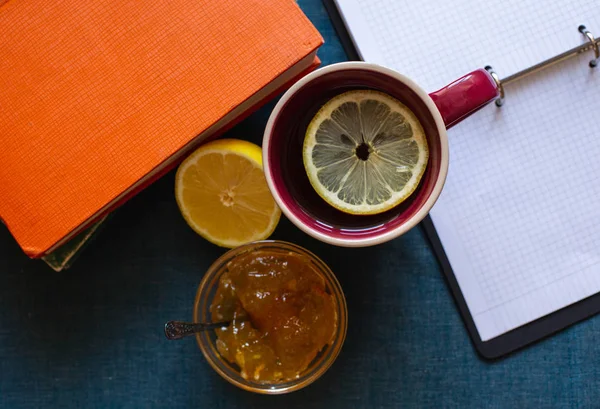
left=0, top=0, right=323, bottom=270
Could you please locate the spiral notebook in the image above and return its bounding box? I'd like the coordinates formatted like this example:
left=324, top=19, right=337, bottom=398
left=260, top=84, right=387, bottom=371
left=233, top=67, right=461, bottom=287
left=327, top=0, right=600, bottom=357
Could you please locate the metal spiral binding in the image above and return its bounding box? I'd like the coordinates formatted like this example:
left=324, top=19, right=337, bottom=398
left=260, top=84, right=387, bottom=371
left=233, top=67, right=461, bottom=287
left=485, top=25, right=599, bottom=107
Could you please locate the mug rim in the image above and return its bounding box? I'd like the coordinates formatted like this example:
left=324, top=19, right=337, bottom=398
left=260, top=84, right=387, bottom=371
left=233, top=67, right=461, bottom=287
left=262, top=61, right=449, bottom=247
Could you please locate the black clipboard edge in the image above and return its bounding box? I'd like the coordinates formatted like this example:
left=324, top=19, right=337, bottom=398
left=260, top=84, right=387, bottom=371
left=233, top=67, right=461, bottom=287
left=422, top=217, right=600, bottom=359
left=322, top=0, right=361, bottom=62
left=322, top=0, right=600, bottom=359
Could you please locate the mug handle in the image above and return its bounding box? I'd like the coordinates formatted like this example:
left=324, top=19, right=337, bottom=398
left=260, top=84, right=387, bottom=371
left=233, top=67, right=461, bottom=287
left=428, top=68, right=500, bottom=129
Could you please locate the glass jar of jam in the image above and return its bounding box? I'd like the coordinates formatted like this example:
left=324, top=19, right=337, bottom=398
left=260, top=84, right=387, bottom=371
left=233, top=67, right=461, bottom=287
left=193, top=241, right=347, bottom=394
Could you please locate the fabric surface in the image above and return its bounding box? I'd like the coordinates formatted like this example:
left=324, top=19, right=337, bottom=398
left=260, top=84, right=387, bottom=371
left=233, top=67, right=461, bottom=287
left=0, top=1, right=599, bottom=408
left=0, top=0, right=321, bottom=257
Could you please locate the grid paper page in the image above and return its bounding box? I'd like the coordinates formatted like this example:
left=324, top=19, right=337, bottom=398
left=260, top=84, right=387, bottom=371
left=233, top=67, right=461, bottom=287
left=336, top=0, right=600, bottom=341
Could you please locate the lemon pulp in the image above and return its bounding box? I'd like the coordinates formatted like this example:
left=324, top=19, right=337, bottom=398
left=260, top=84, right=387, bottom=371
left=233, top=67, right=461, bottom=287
left=175, top=139, right=281, bottom=248
left=303, top=90, right=429, bottom=215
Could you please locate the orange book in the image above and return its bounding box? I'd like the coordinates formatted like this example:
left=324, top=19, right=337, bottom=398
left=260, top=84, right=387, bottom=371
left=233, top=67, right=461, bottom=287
left=0, top=0, right=322, bottom=257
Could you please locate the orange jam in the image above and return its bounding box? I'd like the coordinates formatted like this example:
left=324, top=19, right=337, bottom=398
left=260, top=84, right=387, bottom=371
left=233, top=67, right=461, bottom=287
left=210, top=250, right=338, bottom=383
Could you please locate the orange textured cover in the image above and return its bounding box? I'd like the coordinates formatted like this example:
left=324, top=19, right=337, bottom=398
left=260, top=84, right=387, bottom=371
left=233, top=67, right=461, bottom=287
left=0, top=0, right=322, bottom=257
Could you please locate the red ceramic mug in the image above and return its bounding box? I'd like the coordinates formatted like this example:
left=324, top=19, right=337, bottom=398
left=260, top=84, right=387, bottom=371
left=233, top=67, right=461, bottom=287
left=263, top=62, right=499, bottom=247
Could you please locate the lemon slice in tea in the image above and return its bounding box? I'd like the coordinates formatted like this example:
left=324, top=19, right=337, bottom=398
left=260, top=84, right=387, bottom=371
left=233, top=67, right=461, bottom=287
left=303, top=90, right=429, bottom=215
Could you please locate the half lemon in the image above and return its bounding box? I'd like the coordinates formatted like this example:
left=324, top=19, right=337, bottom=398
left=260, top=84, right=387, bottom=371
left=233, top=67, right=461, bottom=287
left=175, top=139, right=281, bottom=248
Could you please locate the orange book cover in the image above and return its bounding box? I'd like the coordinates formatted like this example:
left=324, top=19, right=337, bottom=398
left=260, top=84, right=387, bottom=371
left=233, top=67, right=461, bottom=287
left=0, top=0, right=323, bottom=257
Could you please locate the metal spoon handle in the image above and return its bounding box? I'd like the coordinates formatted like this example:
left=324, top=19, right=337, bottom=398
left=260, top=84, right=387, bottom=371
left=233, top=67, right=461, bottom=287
left=164, top=320, right=229, bottom=340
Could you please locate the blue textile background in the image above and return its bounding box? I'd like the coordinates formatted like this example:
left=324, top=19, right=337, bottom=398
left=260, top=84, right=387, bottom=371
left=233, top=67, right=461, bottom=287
left=1, top=1, right=599, bottom=407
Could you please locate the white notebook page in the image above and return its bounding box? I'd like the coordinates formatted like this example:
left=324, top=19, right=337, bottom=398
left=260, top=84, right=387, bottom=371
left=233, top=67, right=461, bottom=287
left=335, top=0, right=600, bottom=341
